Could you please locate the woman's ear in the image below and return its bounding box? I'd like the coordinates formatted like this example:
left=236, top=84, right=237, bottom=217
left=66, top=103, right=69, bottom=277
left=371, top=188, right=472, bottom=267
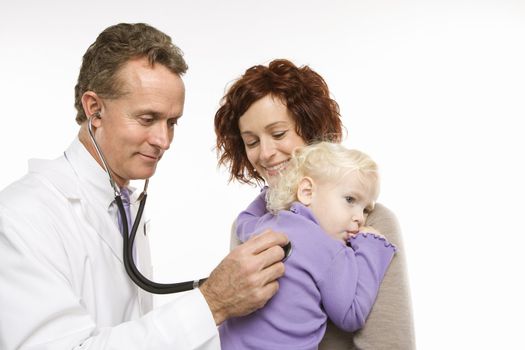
left=297, top=176, right=315, bottom=206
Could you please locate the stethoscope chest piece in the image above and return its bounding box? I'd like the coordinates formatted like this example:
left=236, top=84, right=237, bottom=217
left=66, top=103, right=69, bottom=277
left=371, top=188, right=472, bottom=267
left=282, top=241, right=292, bottom=262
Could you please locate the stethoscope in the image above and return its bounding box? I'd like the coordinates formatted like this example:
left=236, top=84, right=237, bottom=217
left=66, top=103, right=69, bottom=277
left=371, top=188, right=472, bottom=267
left=88, top=113, right=207, bottom=294
left=88, top=113, right=292, bottom=294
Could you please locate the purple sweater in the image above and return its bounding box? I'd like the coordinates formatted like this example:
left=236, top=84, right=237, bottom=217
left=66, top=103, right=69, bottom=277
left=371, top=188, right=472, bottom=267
left=219, top=190, right=396, bottom=350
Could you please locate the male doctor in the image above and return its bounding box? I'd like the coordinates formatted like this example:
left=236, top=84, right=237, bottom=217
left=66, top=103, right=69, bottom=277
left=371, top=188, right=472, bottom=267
left=0, top=23, right=287, bottom=349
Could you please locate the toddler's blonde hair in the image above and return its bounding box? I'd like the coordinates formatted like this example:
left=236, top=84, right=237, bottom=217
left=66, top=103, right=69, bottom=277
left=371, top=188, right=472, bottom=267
left=266, top=142, right=379, bottom=214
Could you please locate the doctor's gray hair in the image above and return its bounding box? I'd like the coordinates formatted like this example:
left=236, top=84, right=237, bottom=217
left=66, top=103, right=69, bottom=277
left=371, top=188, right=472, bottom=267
left=74, top=22, right=188, bottom=124
left=266, top=142, right=380, bottom=213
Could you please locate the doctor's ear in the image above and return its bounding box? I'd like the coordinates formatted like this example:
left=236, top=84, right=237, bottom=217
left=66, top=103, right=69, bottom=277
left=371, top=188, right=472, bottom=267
left=81, top=91, right=103, bottom=125
left=297, top=176, right=315, bottom=206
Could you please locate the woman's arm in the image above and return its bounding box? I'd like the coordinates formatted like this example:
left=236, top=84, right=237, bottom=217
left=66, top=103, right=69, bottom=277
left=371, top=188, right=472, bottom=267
left=319, top=203, right=415, bottom=350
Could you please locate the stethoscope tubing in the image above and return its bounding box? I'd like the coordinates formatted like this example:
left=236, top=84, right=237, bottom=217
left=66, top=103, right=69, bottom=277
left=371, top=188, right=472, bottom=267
left=89, top=116, right=207, bottom=294
left=88, top=116, right=291, bottom=294
left=117, top=193, right=208, bottom=294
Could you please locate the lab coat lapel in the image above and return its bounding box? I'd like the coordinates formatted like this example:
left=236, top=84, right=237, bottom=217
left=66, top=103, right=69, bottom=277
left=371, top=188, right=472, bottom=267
left=29, top=156, right=125, bottom=264
left=130, top=199, right=153, bottom=312
left=80, top=196, right=124, bottom=263
left=129, top=196, right=152, bottom=278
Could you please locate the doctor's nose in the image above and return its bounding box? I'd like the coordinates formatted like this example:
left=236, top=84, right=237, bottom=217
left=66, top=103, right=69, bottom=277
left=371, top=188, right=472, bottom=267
left=149, top=123, right=172, bottom=150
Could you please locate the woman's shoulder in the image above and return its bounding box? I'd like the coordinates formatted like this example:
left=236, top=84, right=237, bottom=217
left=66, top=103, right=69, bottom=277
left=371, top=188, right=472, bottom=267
left=367, top=203, right=399, bottom=227
left=366, top=203, right=403, bottom=247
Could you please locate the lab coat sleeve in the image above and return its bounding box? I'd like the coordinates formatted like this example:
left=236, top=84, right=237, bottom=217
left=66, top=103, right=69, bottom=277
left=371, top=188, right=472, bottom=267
left=317, top=233, right=396, bottom=332
left=79, top=291, right=219, bottom=350
left=0, top=205, right=219, bottom=350
left=235, top=188, right=269, bottom=242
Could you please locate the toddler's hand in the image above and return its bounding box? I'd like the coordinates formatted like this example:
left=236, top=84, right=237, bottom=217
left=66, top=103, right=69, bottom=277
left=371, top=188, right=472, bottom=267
left=358, top=225, right=385, bottom=239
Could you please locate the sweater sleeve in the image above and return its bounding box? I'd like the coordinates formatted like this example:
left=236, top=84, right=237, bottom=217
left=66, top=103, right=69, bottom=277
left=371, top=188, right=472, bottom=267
left=235, top=188, right=269, bottom=242
left=317, top=233, right=396, bottom=332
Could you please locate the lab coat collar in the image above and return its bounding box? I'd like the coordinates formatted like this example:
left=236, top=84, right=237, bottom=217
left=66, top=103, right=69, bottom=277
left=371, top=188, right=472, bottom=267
left=64, top=137, right=116, bottom=207
left=28, top=139, right=150, bottom=269
left=27, top=138, right=138, bottom=204
left=28, top=138, right=133, bottom=265
left=61, top=138, right=138, bottom=206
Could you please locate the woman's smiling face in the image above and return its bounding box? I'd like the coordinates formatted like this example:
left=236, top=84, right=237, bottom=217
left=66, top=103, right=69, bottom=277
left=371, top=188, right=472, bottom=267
left=238, top=95, right=306, bottom=187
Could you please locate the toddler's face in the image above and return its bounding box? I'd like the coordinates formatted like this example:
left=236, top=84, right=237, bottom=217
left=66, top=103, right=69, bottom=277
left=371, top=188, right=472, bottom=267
left=308, top=173, right=377, bottom=243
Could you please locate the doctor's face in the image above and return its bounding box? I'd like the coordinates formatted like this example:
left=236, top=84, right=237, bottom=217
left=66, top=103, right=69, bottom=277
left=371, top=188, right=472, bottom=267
left=91, top=57, right=185, bottom=187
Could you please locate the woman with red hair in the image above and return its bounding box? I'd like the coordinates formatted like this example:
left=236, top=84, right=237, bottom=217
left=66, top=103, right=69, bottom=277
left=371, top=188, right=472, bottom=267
left=215, top=59, right=415, bottom=349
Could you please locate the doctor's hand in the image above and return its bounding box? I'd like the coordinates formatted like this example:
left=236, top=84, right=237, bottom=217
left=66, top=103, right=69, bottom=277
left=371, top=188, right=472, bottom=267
left=199, top=229, right=288, bottom=325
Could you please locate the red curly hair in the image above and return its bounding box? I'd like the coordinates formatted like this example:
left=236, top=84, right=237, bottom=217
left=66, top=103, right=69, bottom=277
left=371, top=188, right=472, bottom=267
left=214, top=59, right=344, bottom=185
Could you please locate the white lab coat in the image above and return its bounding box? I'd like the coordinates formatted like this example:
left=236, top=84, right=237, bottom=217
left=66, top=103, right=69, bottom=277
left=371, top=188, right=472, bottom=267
left=0, top=138, right=219, bottom=349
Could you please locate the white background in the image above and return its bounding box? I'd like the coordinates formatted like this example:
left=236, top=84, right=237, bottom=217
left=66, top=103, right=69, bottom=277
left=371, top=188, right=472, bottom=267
left=1, top=1, right=524, bottom=348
